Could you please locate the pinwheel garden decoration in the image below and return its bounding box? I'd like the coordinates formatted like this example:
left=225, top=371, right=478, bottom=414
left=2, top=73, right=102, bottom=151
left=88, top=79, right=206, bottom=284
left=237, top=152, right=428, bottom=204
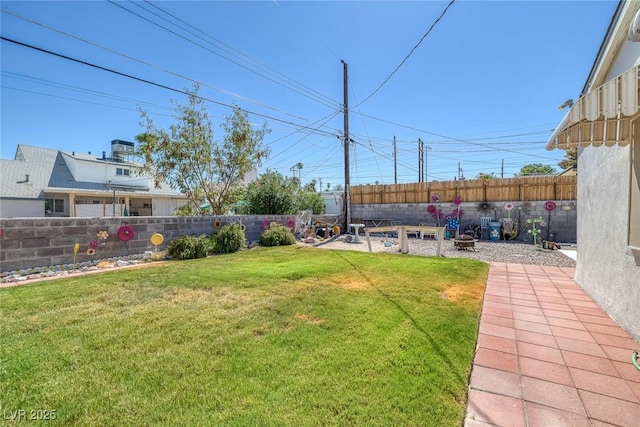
left=73, top=243, right=80, bottom=267
left=544, top=201, right=557, bottom=240
left=150, top=233, right=164, bottom=252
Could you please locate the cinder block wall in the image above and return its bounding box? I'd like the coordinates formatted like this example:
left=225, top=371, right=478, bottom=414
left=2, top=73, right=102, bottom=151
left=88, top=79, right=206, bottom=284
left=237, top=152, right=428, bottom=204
left=351, top=200, right=576, bottom=242
left=0, top=214, right=339, bottom=272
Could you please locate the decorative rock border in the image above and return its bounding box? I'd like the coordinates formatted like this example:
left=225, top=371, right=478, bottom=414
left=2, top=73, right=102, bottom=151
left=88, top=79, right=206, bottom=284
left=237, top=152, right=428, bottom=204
left=1, top=253, right=149, bottom=283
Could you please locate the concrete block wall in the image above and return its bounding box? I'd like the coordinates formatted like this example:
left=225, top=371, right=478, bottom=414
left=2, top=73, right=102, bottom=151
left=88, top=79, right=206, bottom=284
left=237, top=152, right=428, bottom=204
left=0, top=214, right=340, bottom=273
left=351, top=200, right=576, bottom=242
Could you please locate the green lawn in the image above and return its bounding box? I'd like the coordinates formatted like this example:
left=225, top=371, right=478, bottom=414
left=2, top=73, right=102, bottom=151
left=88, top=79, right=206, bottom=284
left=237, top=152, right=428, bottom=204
left=0, top=246, right=488, bottom=426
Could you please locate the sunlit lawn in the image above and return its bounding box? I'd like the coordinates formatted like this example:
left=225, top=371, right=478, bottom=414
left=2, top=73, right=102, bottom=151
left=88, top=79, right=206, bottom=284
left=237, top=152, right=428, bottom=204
left=0, top=246, right=488, bottom=426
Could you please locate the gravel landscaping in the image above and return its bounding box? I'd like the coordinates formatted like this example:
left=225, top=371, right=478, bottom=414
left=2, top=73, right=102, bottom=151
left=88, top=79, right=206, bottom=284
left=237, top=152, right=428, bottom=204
left=311, top=236, right=577, bottom=268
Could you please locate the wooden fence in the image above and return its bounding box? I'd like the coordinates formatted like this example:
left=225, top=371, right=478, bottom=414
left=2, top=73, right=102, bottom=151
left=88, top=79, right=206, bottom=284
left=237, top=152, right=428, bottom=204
left=351, top=175, right=577, bottom=205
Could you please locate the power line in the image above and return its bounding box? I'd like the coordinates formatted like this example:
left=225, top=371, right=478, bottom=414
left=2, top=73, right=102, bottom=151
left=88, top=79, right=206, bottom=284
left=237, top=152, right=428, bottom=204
left=143, top=0, right=340, bottom=108
left=0, top=36, right=340, bottom=137
left=349, top=110, right=560, bottom=162
left=105, top=1, right=340, bottom=110
left=0, top=7, right=322, bottom=123
left=355, top=0, right=456, bottom=107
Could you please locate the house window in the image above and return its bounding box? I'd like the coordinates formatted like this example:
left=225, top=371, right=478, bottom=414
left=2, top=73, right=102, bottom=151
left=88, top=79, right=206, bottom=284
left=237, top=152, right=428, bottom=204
left=630, top=121, right=640, bottom=250
left=116, top=168, right=130, bottom=176
left=45, top=198, right=64, bottom=214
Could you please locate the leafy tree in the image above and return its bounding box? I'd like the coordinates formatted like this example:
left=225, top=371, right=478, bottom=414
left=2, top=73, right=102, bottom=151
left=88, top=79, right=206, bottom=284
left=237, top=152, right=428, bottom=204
left=136, top=86, right=270, bottom=215
left=515, top=163, right=557, bottom=176
left=476, top=172, right=498, bottom=179
left=295, top=190, right=325, bottom=214
left=245, top=170, right=297, bottom=214
left=244, top=170, right=325, bottom=214
left=172, top=204, right=197, bottom=216
left=558, top=148, right=577, bottom=170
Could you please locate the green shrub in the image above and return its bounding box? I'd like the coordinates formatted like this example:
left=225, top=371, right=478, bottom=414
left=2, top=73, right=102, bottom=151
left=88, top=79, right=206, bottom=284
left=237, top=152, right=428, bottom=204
left=259, top=222, right=296, bottom=247
left=213, top=223, right=245, bottom=254
left=166, top=234, right=213, bottom=260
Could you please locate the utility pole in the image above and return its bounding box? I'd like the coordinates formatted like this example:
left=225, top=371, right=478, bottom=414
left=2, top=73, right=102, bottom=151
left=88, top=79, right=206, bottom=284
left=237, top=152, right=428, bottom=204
left=393, top=135, right=397, bottom=185
left=341, top=60, right=350, bottom=233
left=501, top=158, right=504, bottom=178
left=318, top=178, right=322, bottom=193
left=425, top=144, right=431, bottom=183
left=418, top=138, right=424, bottom=183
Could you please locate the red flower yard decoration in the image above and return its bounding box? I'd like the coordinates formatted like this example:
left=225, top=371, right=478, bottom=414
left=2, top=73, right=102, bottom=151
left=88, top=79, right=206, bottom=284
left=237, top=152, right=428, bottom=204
left=117, top=225, right=135, bottom=242
left=544, top=201, right=557, bottom=211
left=453, top=195, right=462, bottom=205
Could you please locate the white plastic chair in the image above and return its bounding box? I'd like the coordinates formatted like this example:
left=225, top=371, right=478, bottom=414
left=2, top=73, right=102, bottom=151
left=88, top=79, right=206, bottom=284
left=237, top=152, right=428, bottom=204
left=480, top=217, right=492, bottom=240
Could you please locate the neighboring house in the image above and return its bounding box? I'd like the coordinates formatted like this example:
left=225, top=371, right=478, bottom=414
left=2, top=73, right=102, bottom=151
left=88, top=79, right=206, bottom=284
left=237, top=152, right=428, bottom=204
left=0, top=141, right=187, bottom=218
left=547, top=0, right=640, bottom=340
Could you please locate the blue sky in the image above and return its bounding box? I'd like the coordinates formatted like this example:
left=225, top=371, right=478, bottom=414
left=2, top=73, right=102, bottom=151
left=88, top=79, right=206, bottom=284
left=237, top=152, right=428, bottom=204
left=1, top=1, right=617, bottom=188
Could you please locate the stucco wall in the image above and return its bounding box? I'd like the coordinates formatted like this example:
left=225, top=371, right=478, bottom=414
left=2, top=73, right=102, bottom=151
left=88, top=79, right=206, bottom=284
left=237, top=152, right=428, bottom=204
left=575, top=145, right=640, bottom=341
left=0, top=214, right=339, bottom=273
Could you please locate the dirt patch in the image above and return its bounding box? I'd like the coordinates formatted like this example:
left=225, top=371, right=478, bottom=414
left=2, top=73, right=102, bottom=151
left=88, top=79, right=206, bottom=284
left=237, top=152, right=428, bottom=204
left=295, top=313, right=324, bottom=324
left=440, top=284, right=485, bottom=302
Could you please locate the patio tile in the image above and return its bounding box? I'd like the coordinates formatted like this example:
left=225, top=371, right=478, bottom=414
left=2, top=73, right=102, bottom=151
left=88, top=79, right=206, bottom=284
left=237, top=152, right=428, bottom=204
left=482, top=306, right=513, bottom=319
left=569, top=367, right=638, bottom=402
left=542, top=308, right=579, bottom=321
left=463, top=418, right=497, bottom=427
left=550, top=326, right=595, bottom=343
left=521, top=376, right=586, bottom=415
left=561, top=351, right=620, bottom=377
left=590, top=332, right=639, bottom=349
left=571, top=306, right=608, bottom=317
left=475, top=348, right=519, bottom=374
left=483, top=301, right=512, bottom=311
left=627, top=379, right=640, bottom=402
left=469, top=365, right=522, bottom=398
left=484, top=294, right=510, bottom=304
left=583, top=322, right=634, bottom=338
left=512, top=311, right=547, bottom=325
left=514, top=319, right=552, bottom=335
left=519, top=357, right=574, bottom=387
left=589, top=421, right=623, bottom=427
left=555, top=337, right=606, bottom=358
left=536, top=295, right=567, bottom=304
left=515, top=329, right=558, bottom=348
left=524, top=402, right=590, bottom=427
left=578, top=390, right=640, bottom=427
left=510, top=292, right=537, bottom=301
left=476, top=333, right=518, bottom=355
left=546, top=316, right=586, bottom=330
left=601, top=344, right=636, bottom=362
left=466, top=389, right=525, bottom=427
left=481, top=314, right=514, bottom=328
left=611, top=359, right=640, bottom=383
left=518, top=341, right=564, bottom=365
left=511, top=305, right=544, bottom=316
left=575, top=313, right=617, bottom=327
left=479, top=323, right=516, bottom=340
left=538, top=301, right=573, bottom=312
left=510, top=298, right=541, bottom=308
left=565, top=299, right=600, bottom=309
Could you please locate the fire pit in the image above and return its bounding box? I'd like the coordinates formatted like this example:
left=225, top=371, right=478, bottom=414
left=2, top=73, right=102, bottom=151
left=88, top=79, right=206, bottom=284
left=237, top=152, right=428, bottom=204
left=453, top=234, right=477, bottom=251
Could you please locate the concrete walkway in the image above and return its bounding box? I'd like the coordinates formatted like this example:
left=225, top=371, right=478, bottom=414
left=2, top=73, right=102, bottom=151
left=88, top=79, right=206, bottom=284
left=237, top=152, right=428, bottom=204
left=465, top=263, right=640, bottom=427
